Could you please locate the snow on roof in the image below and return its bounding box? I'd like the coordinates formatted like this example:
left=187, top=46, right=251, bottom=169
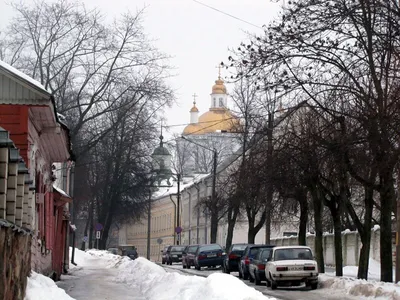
left=57, top=112, right=69, bottom=128
left=0, top=60, right=50, bottom=95
left=152, top=173, right=211, bottom=200
left=53, top=184, right=71, bottom=198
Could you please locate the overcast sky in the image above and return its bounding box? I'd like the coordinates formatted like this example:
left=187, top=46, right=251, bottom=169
left=0, top=0, right=282, bottom=138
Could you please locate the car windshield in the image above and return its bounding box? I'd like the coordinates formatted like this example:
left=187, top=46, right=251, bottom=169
left=171, top=246, right=185, bottom=252
left=232, top=245, right=247, bottom=251
left=274, top=248, right=313, bottom=260
left=250, top=248, right=260, bottom=256
left=200, top=245, right=221, bottom=252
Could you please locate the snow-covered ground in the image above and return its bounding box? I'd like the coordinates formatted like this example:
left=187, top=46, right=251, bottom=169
left=25, top=248, right=275, bottom=300
left=320, top=259, right=400, bottom=299
left=24, top=248, right=400, bottom=300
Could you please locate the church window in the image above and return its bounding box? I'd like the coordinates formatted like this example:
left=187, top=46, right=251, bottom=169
left=219, top=98, right=224, bottom=107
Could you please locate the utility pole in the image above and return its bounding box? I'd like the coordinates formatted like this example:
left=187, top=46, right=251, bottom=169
left=146, top=189, right=151, bottom=260
left=396, top=165, right=400, bottom=282
left=210, top=149, right=218, bottom=243
left=265, top=112, right=274, bottom=244
left=176, top=173, right=181, bottom=245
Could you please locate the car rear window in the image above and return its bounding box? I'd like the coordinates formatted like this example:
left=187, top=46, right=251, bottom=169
left=188, top=246, right=198, bottom=253
left=232, top=244, right=247, bottom=251
left=200, top=245, right=222, bottom=252
left=171, top=246, right=185, bottom=252
left=274, top=248, right=313, bottom=260
left=260, top=249, right=272, bottom=260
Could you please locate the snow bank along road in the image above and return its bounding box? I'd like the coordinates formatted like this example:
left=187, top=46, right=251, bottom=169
left=160, top=263, right=362, bottom=300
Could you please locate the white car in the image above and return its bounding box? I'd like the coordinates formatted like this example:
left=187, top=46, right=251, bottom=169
left=265, top=246, right=318, bottom=290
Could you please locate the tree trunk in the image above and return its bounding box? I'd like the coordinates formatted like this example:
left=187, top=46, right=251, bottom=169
left=248, top=210, right=266, bottom=244
left=331, top=205, right=343, bottom=277
left=379, top=171, right=394, bottom=282
left=226, top=205, right=240, bottom=250
left=210, top=209, right=218, bottom=243
left=312, top=187, right=325, bottom=273
left=298, top=189, right=308, bottom=246
left=357, top=185, right=373, bottom=279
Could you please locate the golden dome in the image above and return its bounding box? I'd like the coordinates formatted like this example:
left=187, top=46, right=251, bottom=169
left=212, top=78, right=227, bottom=94
left=183, top=109, right=241, bottom=135
left=190, top=105, right=199, bottom=113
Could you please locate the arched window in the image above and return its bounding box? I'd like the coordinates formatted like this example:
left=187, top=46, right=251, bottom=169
left=219, top=97, right=224, bottom=107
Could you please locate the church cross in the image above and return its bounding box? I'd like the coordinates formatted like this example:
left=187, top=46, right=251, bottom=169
left=215, top=64, right=222, bottom=79
left=192, top=93, right=198, bottom=104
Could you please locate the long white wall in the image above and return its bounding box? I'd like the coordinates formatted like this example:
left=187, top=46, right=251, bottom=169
left=270, top=228, right=388, bottom=266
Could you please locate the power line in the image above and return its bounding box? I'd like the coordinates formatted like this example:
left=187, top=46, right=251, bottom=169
left=192, top=0, right=263, bottom=29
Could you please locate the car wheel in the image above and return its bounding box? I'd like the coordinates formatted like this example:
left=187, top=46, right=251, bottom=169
left=311, top=282, right=318, bottom=290
left=269, top=273, right=277, bottom=290
left=266, top=279, right=271, bottom=287
left=255, top=272, right=261, bottom=285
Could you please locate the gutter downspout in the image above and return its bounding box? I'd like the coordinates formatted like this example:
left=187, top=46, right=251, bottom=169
left=169, top=194, right=177, bottom=245
left=187, top=190, right=192, bottom=245
left=194, top=183, right=200, bottom=244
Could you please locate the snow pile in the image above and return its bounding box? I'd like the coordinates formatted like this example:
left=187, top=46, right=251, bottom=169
left=85, top=249, right=122, bottom=268
left=113, top=257, right=275, bottom=300
left=320, top=275, right=400, bottom=299
left=321, top=259, right=400, bottom=300
left=24, top=272, right=75, bottom=300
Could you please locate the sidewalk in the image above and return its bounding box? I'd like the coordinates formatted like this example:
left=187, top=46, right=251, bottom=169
left=57, top=254, right=145, bottom=300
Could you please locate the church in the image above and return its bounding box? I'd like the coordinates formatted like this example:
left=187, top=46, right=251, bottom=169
left=117, top=73, right=293, bottom=260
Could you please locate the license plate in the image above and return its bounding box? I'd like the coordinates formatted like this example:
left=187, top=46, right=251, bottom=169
left=207, top=254, right=217, bottom=257
left=289, top=266, right=303, bottom=271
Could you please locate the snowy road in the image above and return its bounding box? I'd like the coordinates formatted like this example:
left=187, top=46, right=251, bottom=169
left=57, top=263, right=145, bottom=300
left=160, top=263, right=363, bottom=300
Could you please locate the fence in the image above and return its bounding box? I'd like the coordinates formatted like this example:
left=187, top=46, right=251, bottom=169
left=271, top=227, right=385, bottom=266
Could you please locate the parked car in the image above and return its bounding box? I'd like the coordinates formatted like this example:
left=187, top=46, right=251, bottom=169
left=222, top=243, right=248, bottom=273
left=249, top=247, right=274, bottom=285
left=194, top=244, right=225, bottom=270
left=265, top=246, right=318, bottom=290
left=238, top=244, right=256, bottom=279
left=182, top=244, right=200, bottom=269
left=125, top=249, right=138, bottom=260
left=165, top=245, right=186, bottom=265
left=161, top=246, right=170, bottom=264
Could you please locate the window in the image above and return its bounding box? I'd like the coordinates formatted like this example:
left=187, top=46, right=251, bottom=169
left=213, top=98, right=216, bottom=107
left=219, top=97, right=224, bottom=107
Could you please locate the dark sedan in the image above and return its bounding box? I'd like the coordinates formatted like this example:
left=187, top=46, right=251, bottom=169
left=222, top=243, right=248, bottom=273
left=166, top=245, right=186, bottom=265
left=249, top=247, right=273, bottom=285
left=182, top=244, right=200, bottom=269
left=194, top=244, right=225, bottom=270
